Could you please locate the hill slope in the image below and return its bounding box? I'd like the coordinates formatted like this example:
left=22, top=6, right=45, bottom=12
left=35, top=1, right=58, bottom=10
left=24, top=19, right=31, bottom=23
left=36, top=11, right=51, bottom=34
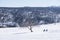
left=0, top=7, right=60, bottom=27
left=0, top=23, right=60, bottom=40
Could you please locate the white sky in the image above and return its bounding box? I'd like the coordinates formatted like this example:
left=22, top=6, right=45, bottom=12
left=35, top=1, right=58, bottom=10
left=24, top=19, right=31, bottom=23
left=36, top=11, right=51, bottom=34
left=0, top=0, right=60, bottom=7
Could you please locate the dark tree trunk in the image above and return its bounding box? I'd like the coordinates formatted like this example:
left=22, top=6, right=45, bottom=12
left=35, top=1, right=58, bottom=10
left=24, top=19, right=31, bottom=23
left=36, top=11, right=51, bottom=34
left=29, top=25, right=33, bottom=32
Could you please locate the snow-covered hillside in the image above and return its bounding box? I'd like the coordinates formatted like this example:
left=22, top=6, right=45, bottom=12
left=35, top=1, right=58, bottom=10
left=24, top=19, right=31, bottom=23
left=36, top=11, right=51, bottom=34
left=0, top=23, right=60, bottom=40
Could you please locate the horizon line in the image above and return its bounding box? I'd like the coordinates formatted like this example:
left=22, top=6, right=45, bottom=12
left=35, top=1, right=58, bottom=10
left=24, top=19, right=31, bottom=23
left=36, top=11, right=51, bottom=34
left=0, top=6, right=60, bottom=8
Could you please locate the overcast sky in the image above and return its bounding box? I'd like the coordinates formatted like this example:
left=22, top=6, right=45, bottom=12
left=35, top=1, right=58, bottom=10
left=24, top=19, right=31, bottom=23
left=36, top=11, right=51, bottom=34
left=0, top=0, right=60, bottom=7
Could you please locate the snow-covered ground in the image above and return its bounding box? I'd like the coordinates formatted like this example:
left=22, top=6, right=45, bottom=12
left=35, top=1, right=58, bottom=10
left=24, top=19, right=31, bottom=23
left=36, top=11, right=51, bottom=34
left=0, top=23, right=60, bottom=40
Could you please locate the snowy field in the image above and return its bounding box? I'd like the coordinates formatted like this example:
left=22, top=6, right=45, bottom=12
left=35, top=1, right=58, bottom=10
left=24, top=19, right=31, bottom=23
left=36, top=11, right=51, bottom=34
left=0, top=23, right=60, bottom=40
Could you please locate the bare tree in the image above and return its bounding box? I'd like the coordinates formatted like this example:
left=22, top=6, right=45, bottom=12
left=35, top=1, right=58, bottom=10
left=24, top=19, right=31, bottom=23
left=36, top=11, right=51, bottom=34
left=28, top=19, right=33, bottom=32
left=22, top=11, right=33, bottom=32
left=28, top=12, right=33, bottom=32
